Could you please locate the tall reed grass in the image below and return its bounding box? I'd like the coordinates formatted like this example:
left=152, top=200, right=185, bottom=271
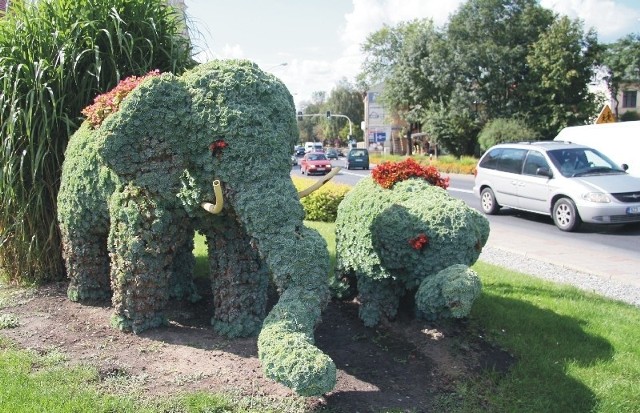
left=0, top=0, right=195, bottom=283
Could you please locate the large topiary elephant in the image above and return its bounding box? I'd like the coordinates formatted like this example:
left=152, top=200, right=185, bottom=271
left=57, top=60, right=336, bottom=396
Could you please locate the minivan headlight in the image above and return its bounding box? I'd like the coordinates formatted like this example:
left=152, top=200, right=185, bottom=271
left=582, top=192, right=611, bottom=203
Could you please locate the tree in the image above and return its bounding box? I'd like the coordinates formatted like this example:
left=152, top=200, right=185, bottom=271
left=0, top=0, right=194, bottom=283
left=446, top=0, right=555, bottom=119
left=526, top=17, right=601, bottom=138
left=602, top=33, right=640, bottom=118
left=358, top=0, right=603, bottom=154
left=324, top=78, right=364, bottom=146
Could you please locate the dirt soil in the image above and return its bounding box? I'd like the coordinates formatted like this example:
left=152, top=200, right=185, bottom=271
left=0, top=281, right=513, bottom=412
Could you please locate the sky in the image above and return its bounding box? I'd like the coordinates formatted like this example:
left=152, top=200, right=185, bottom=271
left=184, top=0, right=640, bottom=109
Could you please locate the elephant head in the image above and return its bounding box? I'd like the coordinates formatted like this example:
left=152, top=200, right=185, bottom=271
left=85, top=60, right=336, bottom=395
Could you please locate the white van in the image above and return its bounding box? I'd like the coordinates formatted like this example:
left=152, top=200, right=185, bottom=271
left=554, top=121, right=639, bottom=177
left=304, top=141, right=323, bottom=153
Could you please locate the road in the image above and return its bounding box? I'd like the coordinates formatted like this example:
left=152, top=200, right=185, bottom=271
left=292, top=156, right=640, bottom=286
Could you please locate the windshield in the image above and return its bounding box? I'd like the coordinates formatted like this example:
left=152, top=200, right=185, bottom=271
left=308, top=154, right=327, bottom=161
left=547, top=147, right=626, bottom=177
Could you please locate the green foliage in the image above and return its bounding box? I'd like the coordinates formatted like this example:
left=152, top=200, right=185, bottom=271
left=526, top=16, right=601, bottom=138
left=335, top=177, right=489, bottom=326
left=620, top=111, right=640, bottom=121
left=58, top=60, right=335, bottom=396
left=358, top=0, right=601, bottom=153
left=0, top=313, right=19, bottom=329
left=478, top=118, right=539, bottom=151
left=0, top=0, right=194, bottom=284
left=602, top=33, right=640, bottom=115
left=415, top=264, right=482, bottom=320
left=291, top=177, right=351, bottom=222
left=323, top=79, right=364, bottom=144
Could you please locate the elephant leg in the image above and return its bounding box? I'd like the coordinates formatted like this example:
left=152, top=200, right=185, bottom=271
left=168, top=225, right=199, bottom=302
left=62, top=230, right=111, bottom=302
left=108, top=185, right=176, bottom=333
left=207, top=218, right=268, bottom=338
left=356, top=275, right=403, bottom=327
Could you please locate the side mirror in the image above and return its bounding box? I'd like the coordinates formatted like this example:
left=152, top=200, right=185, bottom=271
left=536, top=167, right=552, bottom=178
left=621, top=163, right=629, bottom=171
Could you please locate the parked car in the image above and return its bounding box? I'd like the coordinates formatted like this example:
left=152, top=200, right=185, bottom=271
left=326, top=148, right=339, bottom=160
left=300, top=152, right=332, bottom=175
left=347, top=148, right=369, bottom=170
left=473, top=141, right=640, bottom=231
left=291, top=154, right=298, bottom=166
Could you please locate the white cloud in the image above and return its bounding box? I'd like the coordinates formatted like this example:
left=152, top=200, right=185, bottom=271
left=220, top=44, right=245, bottom=59
left=288, top=0, right=464, bottom=107
left=540, top=0, right=640, bottom=42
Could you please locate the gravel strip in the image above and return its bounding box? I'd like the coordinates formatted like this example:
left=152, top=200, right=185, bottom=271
left=479, top=245, right=640, bottom=307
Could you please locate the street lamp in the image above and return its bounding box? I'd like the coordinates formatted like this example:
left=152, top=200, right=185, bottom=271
left=267, top=62, right=288, bottom=70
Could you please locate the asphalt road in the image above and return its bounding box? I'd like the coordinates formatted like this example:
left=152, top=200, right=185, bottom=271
left=292, top=157, right=640, bottom=286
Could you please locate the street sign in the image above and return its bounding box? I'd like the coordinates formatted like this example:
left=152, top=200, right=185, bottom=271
left=595, top=105, right=616, bottom=124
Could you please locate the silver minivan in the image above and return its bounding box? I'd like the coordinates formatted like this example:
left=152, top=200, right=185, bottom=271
left=473, top=141, right=640, bottom=231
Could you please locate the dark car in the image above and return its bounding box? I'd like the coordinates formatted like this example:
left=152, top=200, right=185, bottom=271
left=347, top=148, right=369, bottom=170
left=294, top=146, right=305, bottom=156
left=326, top=148, right=339, bottom=160
left=300, top=152, right=332, bottom=175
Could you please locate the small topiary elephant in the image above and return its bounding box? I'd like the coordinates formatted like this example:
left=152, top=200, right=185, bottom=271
left=334, top=159, right=490, bottom=327
left=57, top=60, right=336, bottom=396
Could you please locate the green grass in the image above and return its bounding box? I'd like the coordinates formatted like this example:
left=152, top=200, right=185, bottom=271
left=2, top=224, right=640, bottom=412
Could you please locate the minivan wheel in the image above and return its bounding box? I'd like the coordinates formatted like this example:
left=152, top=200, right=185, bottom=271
left=480, top=187, right=500, bottom=215
left=553, top=197, right=581, bottom=232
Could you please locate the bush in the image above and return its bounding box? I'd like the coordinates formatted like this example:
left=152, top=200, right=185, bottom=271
left=478, top=118, right=538, bottom=152
left=291, top=176, right=351, bottom=222
left=620, top=111, right=639, bottom=122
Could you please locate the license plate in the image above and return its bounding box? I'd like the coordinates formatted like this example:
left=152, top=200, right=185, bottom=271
left=627, top=206, right=640, bottom=214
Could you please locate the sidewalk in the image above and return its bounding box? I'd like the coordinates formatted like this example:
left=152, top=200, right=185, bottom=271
left=484, top=225, right=640, bottom=289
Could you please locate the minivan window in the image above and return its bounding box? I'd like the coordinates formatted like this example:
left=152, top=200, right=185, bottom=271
left=496, top=148, right=527, bottom=174
left=522, top=150, right=550, bottom=176
left=478, top=148, right=502, bottom=170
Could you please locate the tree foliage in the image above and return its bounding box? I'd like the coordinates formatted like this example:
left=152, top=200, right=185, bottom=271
left=358, top=0, right=603, bottom=154
left=602, top=33, right=640, bottom=117
left=478, top=118, right=538, bottom=151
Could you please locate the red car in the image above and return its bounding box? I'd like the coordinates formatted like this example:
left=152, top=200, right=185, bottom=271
left=300, top=152, right=332, bottom=175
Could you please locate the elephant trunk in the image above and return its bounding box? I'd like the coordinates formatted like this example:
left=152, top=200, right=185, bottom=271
left=201, top=180, right=224, bottom=214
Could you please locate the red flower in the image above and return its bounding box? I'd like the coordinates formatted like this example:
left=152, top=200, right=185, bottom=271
left=209, top=139, right=228, bottom=157
left=82, top=70, right=161, bottom=128
left=372, top=158, right=449, bottom=189
left=409, top=233, right=429, bottom=250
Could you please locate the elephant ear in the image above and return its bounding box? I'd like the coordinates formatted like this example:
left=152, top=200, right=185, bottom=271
left=97, top=74, right=192, bottom=196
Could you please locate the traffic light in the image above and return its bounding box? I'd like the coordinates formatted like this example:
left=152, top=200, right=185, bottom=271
left=297, top=111, right=303, bottom=121
left=326, top=111, right=331, bottom=119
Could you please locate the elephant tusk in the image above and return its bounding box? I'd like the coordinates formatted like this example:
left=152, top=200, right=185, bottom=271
left=201, top=179, right=224, bottom=214
left=298, top=167, right=341, bottom=198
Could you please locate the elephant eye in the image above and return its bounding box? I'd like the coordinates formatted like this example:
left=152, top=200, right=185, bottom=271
left=209, top=139, right=228, bottom=157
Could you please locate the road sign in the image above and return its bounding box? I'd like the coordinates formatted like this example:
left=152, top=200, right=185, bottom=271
left=595, top=105, right=616, bottom=124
